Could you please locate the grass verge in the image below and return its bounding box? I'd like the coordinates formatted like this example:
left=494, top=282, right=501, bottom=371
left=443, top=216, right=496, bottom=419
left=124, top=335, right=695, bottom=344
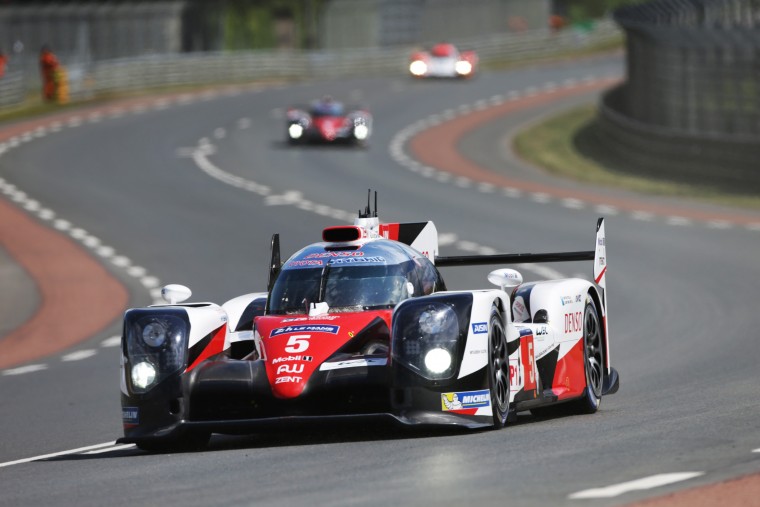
left=513, top=104, right=760, bottom=210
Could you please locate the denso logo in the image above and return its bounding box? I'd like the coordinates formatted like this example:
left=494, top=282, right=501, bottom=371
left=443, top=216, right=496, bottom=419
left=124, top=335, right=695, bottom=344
left=471, top=322, right=488, bottom=334
left=271, top=325, right=339, bottom=336
left=305, top=252, right=364, bottom=258
left=564, top=312, right=583, bottom=334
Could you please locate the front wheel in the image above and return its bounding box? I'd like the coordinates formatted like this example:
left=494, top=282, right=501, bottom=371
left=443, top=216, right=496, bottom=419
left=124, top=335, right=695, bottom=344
left=487, top=306, right=510, bottom=428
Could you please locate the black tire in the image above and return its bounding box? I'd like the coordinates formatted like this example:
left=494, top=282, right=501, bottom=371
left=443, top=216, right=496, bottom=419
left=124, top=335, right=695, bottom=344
left=565, top=295, right=604, bottom=414
left=136, top=430, right=210, bottom=453
left=487, top=306, right=510, bottom=429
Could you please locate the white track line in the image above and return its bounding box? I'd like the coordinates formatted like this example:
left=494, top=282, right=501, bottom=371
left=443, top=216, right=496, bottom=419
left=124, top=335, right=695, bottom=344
left=0, top=441, right=117, bottom=468
left=83, top=443, right=136, bottom=455
left=568, top=472, right=704, bottom=499
left=2, top=364, right=48, bottom=376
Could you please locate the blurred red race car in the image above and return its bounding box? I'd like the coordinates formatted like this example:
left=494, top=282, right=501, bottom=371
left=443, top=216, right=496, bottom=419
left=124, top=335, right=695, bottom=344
left=409, top=43, right=478, bottom=78
left=286, top=96, right=372, bottom=146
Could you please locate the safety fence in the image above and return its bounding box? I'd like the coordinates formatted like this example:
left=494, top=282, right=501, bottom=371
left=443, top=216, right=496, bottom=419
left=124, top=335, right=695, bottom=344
left=0, top=72, right=25, bottom=110
left=0, top=20, right=620, bottom=109
left=592, top=0, right=760, bottom=194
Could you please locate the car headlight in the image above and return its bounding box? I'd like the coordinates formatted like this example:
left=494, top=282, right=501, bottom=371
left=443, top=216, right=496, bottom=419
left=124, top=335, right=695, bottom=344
left=354, top=124, right=369, bottom=140
left=455, top=60, right=472, bottom=75
left=288, top=123, right=303, bottom=139
left=419, top=306, right=457, bottom=336
left=142, top=322, right=167, bottom=347
left=123, top=310, right=189, bottom=394
left=131, top=361, right=157, bottom=390
left=392, top=295, right=472, bottom=380
left=424, top=348, right=452, bottom=374
left=409, top=60, right=427, bottom=76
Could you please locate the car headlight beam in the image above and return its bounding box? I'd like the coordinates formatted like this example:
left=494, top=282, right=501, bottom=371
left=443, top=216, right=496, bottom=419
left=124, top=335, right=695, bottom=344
left=288, top=124, right=304, bottom=139
left=455, top=60, right=472, bottom=76
left=354, top=124, right=369, bottom=140
left=131, top=361, right=157, bottom=390
left=409, top=60, right=427, bottom=76
left=424, top=348, right=452, bottom=374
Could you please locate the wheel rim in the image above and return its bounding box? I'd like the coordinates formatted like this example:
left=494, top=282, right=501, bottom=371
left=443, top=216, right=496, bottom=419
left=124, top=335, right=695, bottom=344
left=490, top=322, right=509, bottom=412
left=584, top=305, right=604, bottom=397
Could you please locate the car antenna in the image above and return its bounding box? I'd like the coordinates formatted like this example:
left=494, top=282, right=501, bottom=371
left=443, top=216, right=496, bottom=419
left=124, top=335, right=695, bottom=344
left=359, top=188, right=375, bottom=218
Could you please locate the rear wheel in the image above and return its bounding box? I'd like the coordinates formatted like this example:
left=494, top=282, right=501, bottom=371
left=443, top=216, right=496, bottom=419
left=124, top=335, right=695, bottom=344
left=566, top=295, right=604, bottom=414
left=531, top=295, right=604, bottom=417
left=487, top=306, right=510, bottom=428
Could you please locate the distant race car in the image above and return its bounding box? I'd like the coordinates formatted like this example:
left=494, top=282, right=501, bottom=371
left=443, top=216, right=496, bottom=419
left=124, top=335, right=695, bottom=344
left=285, top=97, right=371, bottom=146
left=117, top=192, right=619, bottom=451
left=409, top=43, right=478, bottom=78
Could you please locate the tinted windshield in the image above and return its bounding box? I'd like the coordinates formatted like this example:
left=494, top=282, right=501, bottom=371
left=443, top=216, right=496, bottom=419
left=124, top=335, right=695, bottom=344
left=269, top=240, right=447, bottom=314
left=311, top=102, right=344, bottom=117
left=269, top=261, right=415, bottom=314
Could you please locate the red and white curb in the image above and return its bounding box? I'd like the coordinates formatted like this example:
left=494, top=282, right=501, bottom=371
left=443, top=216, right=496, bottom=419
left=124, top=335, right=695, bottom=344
left=387, top=74, right=760, bottom=232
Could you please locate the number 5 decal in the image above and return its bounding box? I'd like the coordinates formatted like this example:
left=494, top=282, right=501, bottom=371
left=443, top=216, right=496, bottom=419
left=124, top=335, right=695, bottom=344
left=285, top=334, right=310, bottom=353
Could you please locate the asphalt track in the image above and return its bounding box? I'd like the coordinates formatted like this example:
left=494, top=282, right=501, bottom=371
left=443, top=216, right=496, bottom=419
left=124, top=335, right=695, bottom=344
left=1, top=54, right=760, bottom=506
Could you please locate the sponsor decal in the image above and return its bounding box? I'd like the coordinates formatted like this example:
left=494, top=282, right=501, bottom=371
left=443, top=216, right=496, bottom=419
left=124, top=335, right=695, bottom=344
left=535, top=326, right=549, bottom=336
left=598, top=255, right=606, bottom=267
left=276, top=363, right=305, bottom=374
left=281, top=315, right=339, bottom=323
left=287, top=260, right=324, bottom=267
left=513, top=296, right=529, bottom=322
left=122, top=407, right=139, bottom=425
left=271, top=325, right=339, bottom=336
left=564, top=312, right=583, bottom=334
left=319, top=358, right=388, bottom=371
left=598, top=237, right=605, bottom=246
left=509, top=359, right=521, bottom=387
left=271, top=355, right=313, bottom=364
left=275, top=376, right=302, bottom=384
left=575, top=294, right=582, bottom=303
left=329, top=256, right=386, bottom=265
left=518, top=327, right=534, bottom=337
left=469, top=348, right=487, bottom=355
left=471, top=322, right=488, bottom=334
left=305, top=252, right=365, bottom=258
left=561, top=296, right=573, bottom=306
left=441, top=389, right=491, bottom=412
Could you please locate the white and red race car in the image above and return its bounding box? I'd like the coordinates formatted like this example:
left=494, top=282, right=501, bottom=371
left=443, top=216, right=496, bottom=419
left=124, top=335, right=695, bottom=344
left=409, top=43, right=478, bottom=78
left=117, top=193, right=618, bottom=451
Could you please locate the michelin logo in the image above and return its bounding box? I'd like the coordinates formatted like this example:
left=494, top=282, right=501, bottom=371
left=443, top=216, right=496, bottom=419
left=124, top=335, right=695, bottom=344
left=441, top=389, right=491, bottom=411
left=122, top=407, right=139, bottom=425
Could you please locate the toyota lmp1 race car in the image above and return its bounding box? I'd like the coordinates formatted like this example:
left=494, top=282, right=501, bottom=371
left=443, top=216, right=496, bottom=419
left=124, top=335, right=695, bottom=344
left=409, top=43, right=478, bottom=78
left=118, top=194, right=619, bottom=451
left=285, top=96, right=371, bottom=146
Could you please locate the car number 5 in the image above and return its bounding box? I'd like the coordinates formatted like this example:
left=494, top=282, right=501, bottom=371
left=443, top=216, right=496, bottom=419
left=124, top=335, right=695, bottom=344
left=284, top=334, right=310, bottom=353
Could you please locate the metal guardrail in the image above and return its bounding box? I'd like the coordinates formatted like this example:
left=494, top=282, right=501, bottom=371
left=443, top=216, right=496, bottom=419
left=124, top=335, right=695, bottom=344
left=0, top=72, right=26, bottom=109
left=0, top=20, right=620, bottom=104
left=591, top=0, right=760, bottom=194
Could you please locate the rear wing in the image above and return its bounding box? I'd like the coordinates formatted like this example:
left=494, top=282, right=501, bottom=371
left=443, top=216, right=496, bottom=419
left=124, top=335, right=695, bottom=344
left=435, top=217, right=607, bottom=287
